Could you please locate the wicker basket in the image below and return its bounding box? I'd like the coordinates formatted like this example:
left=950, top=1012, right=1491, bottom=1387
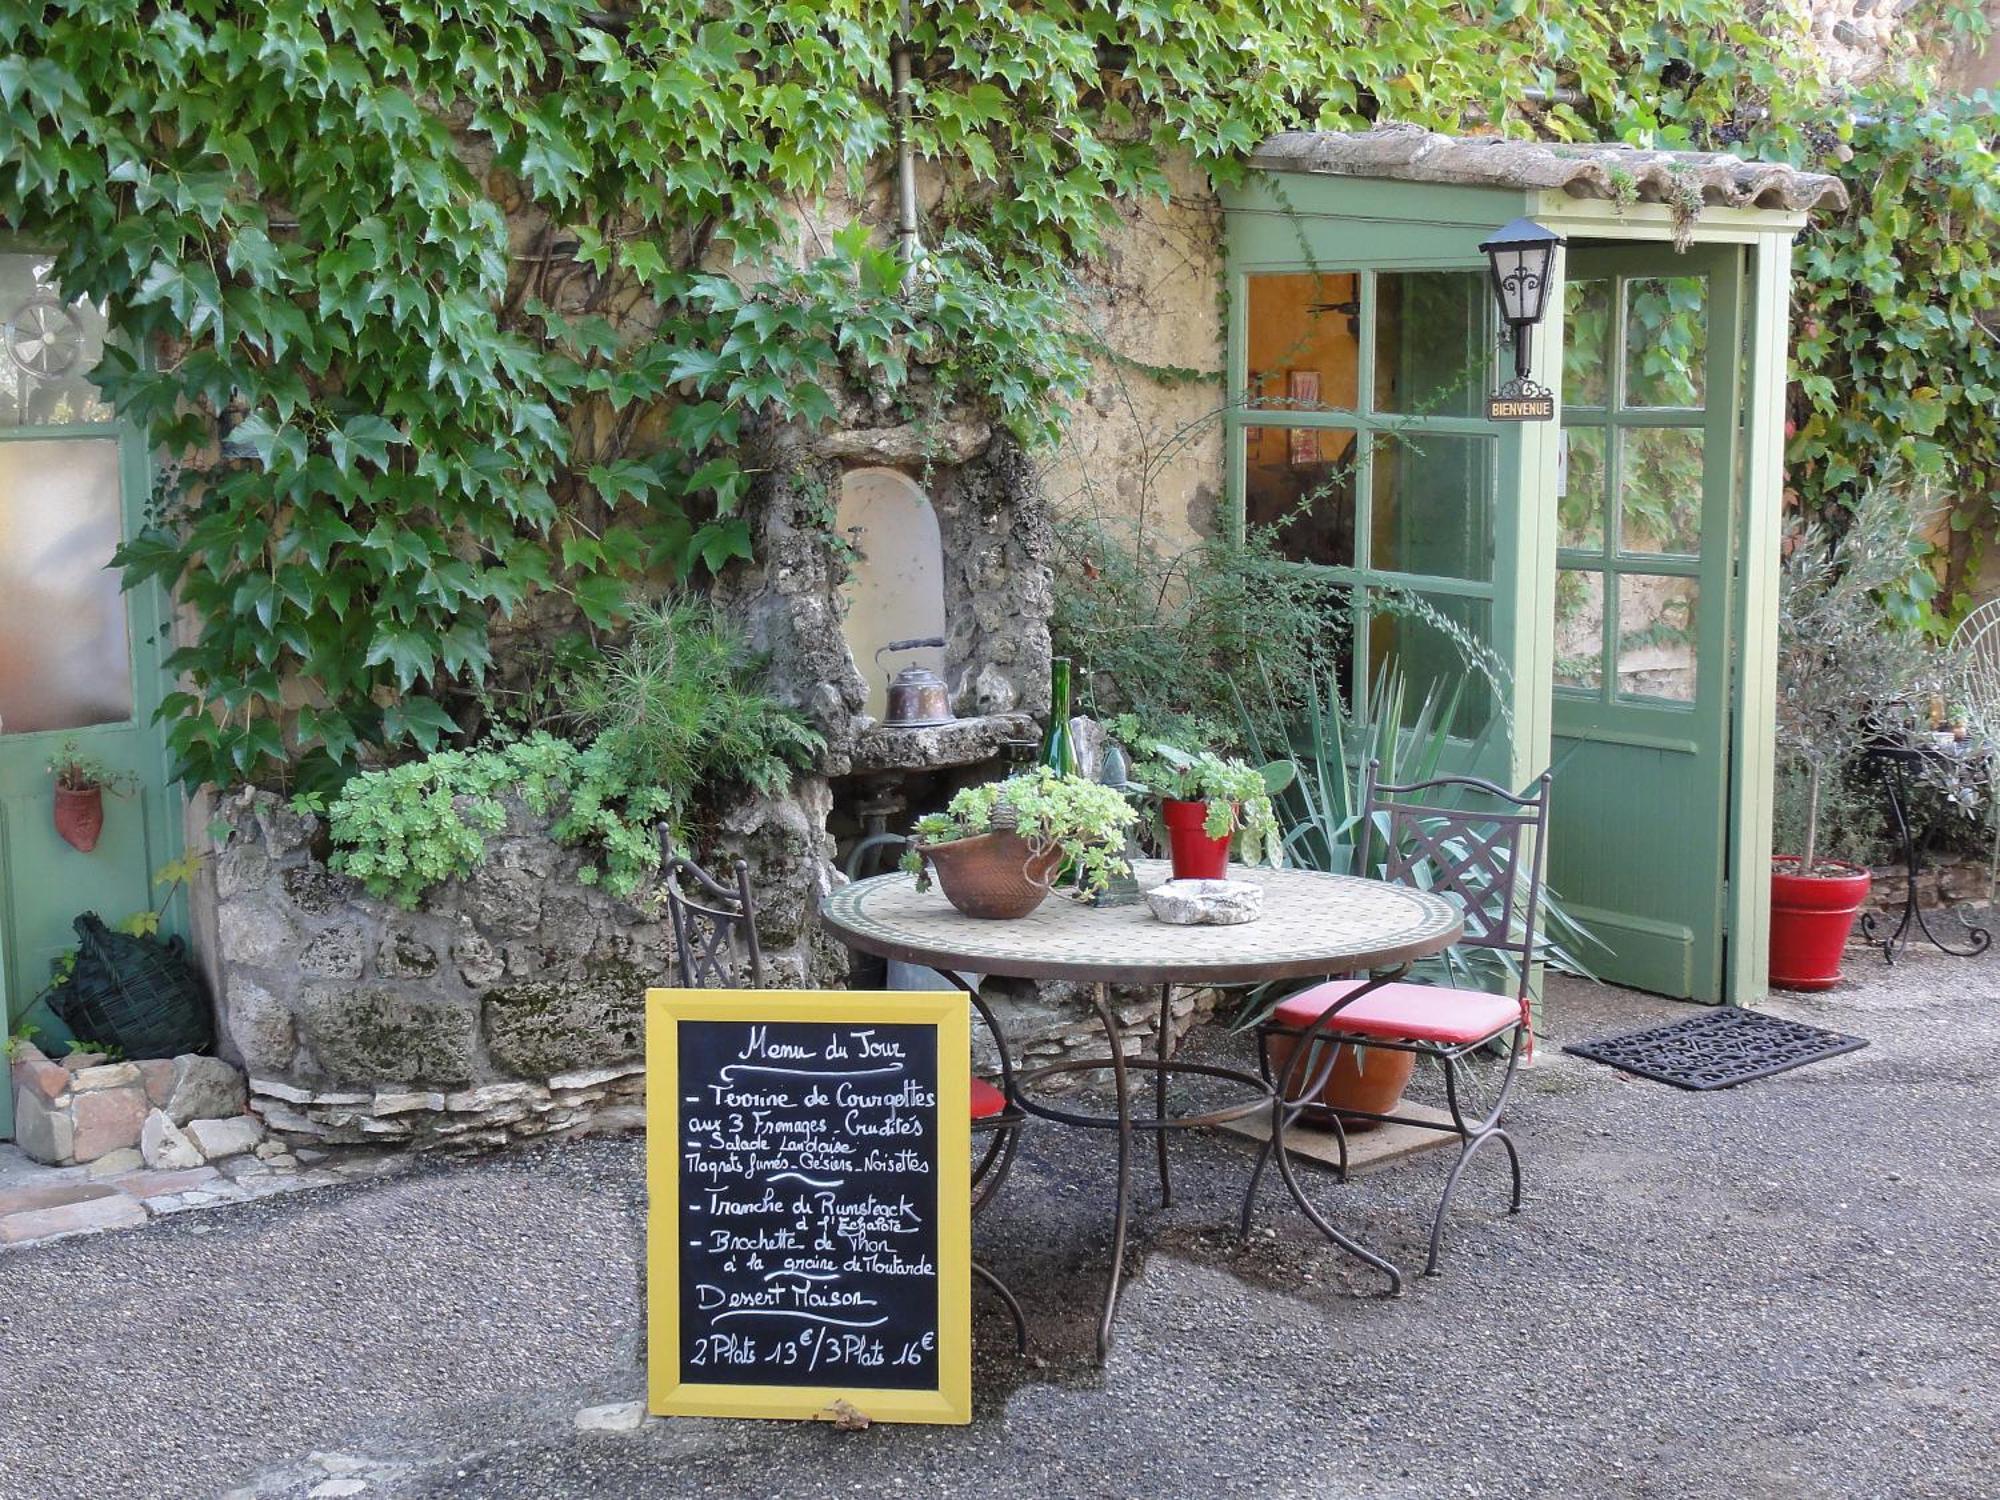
left=51, top=913, right=214, bottom=1059
left=913, top=830, right=1062, bottom=919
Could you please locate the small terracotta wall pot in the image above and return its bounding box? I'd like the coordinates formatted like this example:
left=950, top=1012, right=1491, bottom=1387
left=1769, top=858, right=1873, bottom=991
left=1268, top=1032, right=1417, bottom=1129
left=1162, top=798, right=1232, bottom=880
left=53, top=783, right=104, bottom=853
left=916, top=830, right=1062, bottom=919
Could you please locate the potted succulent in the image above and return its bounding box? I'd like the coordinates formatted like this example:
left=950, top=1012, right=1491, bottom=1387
left=46, top=741, right=134, bottom=854
left=904, top=766, right=1138, bottom=919
left=1773, top=483, right=1948, bottom=989
left=1130, top=746, right=1289, bottom=880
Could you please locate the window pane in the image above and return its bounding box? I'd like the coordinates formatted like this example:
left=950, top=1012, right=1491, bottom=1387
left=1623, top=276, right=1706, bottom=409
left=1246, top=273, right=1360, bottom=413
left=1244, top=424, right=1359, bottom=568
left=1562, top=278, right=1612, bottom=407
left=1559, top=425, right=1606, bottom=550
left=0, top=438, right=132, bottom=734
left=1371, top=430, right=1494, bottom=581
left=0, top=256, right=112, bottom=429
left=1554, top=568, right=1605, bottom=692
left=1617, top=575, right=1698, bottom=703
left=1373, top=271, right=1488, bottom=417
left=1621, top=427, right=1704, bottom=555
left=1366, top=593, right=1493, bottom=737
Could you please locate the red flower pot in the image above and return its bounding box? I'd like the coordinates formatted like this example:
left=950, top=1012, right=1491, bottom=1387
left=53, top=784, right=104, bottom=853
left=1769, top=859, right=1872, bottom=991
left=1162, top=798, right=1232, bottom=880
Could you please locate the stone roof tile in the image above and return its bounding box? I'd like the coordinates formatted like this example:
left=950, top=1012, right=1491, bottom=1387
left=1252, top=124, right=1847, bottom=215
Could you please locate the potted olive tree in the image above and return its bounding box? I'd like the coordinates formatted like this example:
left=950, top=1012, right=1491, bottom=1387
left=905, top=766, right=1137, bottom=919
left=1773, top=484, right=1944, bottom=989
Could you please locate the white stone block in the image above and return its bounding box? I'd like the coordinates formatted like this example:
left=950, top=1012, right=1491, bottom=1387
left=185, top=1115, right=264, bottom=1160
left=141, top=1110, right=206, bottom=1171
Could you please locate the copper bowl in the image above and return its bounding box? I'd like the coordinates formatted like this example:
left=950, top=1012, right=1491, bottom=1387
left=913, top=830, right=1062, bottom=919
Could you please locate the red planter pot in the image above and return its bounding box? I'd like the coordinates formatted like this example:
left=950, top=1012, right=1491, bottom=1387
left=1162, top=798, right=1232, bottom=880
left=53, top=784, right=104, bottom=853
left=1769, top=859, right=1873, bottom=991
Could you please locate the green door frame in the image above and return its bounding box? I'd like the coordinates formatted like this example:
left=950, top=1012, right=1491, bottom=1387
left=1532, top=200, right=1804, bottom=1005
left=1222, top=173, right=1807, bottom=1012
left=0, top=279, right=182, bottom=1138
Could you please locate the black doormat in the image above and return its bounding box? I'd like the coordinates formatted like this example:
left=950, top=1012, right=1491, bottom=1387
left=1562, top=1007, right=1868, bottom=1090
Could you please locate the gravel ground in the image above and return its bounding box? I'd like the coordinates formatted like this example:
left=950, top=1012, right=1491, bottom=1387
left=2, top=950, right=1995, bottom=1500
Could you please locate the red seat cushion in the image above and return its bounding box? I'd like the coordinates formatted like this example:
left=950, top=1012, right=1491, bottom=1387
left=970, top=1077, right=1010, bottom=1120
left=1268, top=979, right=1522, bottom=1047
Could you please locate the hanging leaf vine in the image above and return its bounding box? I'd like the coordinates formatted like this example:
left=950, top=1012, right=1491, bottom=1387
left=0, top=0, right=1855, bottom=785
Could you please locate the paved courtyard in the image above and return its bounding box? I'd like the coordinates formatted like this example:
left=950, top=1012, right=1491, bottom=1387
left=2, top=950, right=1995, bottom=1500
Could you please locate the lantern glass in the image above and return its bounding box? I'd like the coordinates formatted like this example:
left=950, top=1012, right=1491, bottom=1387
left=1478, top=218, right=1562, bottom=330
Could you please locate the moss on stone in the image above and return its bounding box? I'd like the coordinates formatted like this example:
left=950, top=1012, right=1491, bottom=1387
left=482, top=958, right=649, bottom=1078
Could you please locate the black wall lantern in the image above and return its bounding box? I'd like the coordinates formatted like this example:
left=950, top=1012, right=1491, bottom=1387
left=1478, top=217, right=1564, bottom=420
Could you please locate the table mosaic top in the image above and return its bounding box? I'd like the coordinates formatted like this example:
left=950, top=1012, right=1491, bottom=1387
left=819, top=859, right=1462, bottom=984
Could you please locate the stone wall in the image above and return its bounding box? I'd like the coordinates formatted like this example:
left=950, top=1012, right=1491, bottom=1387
left=718, top=423, right=1056, bottom=769
left=212, top=784, right=845, bottom=1150
left=1039, top=152, right=1228, bottom=558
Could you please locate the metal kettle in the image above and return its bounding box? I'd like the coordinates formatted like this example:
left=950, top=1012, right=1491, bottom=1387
left=877, top=638, right=954, bottom=727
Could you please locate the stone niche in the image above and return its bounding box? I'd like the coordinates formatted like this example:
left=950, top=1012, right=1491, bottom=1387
left=718, top=421, right=1053, bottom=782
left=210, top=785, right=846, bottom=1151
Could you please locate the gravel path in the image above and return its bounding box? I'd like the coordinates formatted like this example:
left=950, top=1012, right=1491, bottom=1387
left=2, top=952, right=1995, bottom=1500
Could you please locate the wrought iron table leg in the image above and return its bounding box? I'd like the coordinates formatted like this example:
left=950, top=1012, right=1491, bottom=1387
left=1860, top=753, right=1993, bottom=962
left=1093, top=981, right=1133, bottom=1363
left=1155, top=983, right=1173, bottom=1208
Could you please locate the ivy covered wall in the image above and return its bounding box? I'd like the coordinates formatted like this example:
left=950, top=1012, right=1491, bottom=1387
left=0, top=0, right=1902, bottom=796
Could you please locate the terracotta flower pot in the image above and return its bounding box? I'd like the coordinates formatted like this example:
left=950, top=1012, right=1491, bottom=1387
left=1770, top=858, right=1872, bottom=991
left=1268, top=1032, right=1417, bottom=1129
left=915, top=830, right=1063, bottom=919
left=1162, top=798, right=1232, bottom=880
left=53, top=783, right=104, bottom=853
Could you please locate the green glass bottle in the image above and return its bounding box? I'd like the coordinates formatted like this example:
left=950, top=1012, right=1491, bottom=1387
left=1040, top=657, right=1079, bottom=778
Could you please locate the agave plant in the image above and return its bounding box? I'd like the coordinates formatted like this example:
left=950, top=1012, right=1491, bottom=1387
left=1231, top=664, right=1599, bottom=1028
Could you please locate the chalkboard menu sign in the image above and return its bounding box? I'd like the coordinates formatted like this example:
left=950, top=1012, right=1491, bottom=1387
left=646, top=989, right=972, bottom=1424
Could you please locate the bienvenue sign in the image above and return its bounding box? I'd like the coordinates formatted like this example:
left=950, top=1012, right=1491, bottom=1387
left=646, top=989, right=972, bottom=1424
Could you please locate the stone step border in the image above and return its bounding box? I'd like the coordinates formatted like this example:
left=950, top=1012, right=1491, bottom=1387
left=0, top=1147, right=414, bottom=1252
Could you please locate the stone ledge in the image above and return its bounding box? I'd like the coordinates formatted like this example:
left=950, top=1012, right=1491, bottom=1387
left=837, top=712, right=1037, bottom=776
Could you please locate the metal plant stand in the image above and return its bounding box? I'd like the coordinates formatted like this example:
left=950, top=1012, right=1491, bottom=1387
left=1859, top=744, right=1993, bottom=963
left=820, top=859, right=1461, bottom=1362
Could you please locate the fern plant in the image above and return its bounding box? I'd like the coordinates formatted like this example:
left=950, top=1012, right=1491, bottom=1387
left=568, top=596, right=824, bottom=817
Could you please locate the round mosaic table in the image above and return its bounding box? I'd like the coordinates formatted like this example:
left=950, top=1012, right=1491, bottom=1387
left=820, top=859, right=1462, bottom=1359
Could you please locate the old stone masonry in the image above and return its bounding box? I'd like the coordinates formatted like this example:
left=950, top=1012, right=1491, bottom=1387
left=210, top=787, right=846, bottom=1151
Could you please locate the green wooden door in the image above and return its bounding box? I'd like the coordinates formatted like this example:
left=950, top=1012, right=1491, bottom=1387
left=1547, top=244, right=1744, bottom=1001
left=0, top=253, right=180, bottom=1137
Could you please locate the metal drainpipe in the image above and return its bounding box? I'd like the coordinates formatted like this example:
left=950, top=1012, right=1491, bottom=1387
left=892, top=6, right=921, bottom=263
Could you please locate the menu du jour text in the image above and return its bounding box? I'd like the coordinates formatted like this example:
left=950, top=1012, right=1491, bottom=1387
left=677, top=1020, right=944, bottom=1388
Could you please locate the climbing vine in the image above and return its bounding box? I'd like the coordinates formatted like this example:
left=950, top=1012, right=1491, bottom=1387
left=1787, top=68, right=2000, bottom=623
left=0, top=1, right=1853, bottom=786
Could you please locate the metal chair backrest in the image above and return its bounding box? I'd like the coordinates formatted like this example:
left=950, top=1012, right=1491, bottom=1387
left=1355, top=761, right=1553, bottom=1007
left=1952, top=597, right=2000, bottom=742
left=659, top=828, right=763, bottom=989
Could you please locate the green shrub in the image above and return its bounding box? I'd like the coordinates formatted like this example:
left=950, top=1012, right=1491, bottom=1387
left=567, top=596, right=824, bottom=814
left=315, top=598, right=822, bottom=906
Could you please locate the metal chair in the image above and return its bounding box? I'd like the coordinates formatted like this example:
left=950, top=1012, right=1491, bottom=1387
left=660, top=831, right=763, bottom=989
left=1951, top=599, right=2000, bottom=902
left=1243, top=762, right=1552, bottom=1276
left=846, top=833, right=1029, bottom=1353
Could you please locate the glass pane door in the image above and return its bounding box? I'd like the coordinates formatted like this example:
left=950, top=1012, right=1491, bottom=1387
left=1547, top=244, right=1743, bottom=1001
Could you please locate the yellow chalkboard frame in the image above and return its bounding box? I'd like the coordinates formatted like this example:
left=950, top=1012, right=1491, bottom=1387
left=646, top=988, right=973, bottom=1425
